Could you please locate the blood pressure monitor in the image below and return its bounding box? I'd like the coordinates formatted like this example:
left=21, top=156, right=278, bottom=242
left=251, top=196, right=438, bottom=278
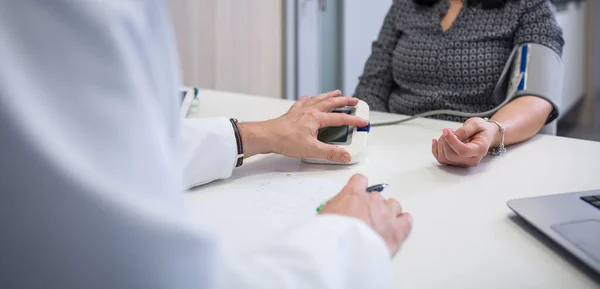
left=302, top=100, right=370, bottom=165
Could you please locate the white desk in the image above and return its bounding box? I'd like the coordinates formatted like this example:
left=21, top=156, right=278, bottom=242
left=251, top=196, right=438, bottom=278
left=186, top=89, right=600, bottom=289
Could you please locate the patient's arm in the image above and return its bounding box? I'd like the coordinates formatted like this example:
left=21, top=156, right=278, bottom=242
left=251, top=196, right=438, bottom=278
left=488, top=96, right=553, bottom=148
left=493, top=0, right=564, bottom=146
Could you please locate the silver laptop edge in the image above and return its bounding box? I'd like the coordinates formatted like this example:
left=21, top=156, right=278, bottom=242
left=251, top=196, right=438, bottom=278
left=507, top=190, right=600, bottom=276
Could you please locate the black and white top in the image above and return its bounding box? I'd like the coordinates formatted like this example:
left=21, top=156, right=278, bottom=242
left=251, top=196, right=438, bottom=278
left=355, top=0, right=564, bottom=122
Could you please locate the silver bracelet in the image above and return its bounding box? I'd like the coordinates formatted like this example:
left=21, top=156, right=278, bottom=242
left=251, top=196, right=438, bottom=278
left=483, top=118, right=506, bottom=156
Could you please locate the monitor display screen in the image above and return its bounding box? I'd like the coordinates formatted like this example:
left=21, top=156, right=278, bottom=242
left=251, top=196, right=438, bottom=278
left=317, top=108, right=355, bottom=143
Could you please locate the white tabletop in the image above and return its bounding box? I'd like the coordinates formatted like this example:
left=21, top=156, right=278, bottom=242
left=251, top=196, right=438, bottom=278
left=186, top=89, right=600, bottom=289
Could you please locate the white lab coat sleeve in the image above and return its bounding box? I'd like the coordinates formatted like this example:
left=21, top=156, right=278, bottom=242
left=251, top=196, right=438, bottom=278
left=0, top=1, right=396, bottom=289
left=181, top=118, right=237, bottom=188
left=218, top=215, right=394, bottom=289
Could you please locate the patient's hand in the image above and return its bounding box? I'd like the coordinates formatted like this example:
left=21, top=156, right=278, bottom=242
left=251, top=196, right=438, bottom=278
left=431, top=117, right=500, bottom=167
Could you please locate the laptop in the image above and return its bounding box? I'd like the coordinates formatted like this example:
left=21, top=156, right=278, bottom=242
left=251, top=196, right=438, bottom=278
left=508, top=190, right=600, bottom=275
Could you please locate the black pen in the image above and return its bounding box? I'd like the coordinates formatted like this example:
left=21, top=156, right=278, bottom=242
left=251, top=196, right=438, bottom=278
left=367, top=183, right=389, bottom=193
left=316, top=183, right=389, bottom=212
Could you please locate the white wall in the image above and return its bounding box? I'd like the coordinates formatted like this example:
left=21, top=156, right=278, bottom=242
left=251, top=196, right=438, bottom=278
left=167, top=0, right=214, bottom=90
left=342, top=0, right=392, bottom=94
left=167, top=0, right=283, bottom=98
left=554, top=2, right=587, bottom=116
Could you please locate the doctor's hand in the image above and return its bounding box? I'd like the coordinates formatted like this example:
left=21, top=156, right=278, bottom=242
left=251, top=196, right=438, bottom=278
left=431, top=117, right=500, bottom=167
left=238, top=90, right=369, bottom=162
left=319, top=174, right=413, bottom=256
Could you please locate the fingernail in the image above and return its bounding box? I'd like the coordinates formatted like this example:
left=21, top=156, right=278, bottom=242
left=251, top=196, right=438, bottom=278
left=342, top=154, right=351, bottom=163
left=442, top=129, right=448, bottom=136
left=432, top=139, right=436, bottom=145
left=406, top=213, right=413, bottom=225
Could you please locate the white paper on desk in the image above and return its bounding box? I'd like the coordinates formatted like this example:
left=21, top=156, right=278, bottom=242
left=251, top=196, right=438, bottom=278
left=188, top=175, right=345, bottom=253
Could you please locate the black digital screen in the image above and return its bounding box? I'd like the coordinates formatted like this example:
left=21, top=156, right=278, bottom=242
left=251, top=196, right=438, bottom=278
left=317, top=109, right=354, bottom=143
left=317, top=126, right=349, bottom=143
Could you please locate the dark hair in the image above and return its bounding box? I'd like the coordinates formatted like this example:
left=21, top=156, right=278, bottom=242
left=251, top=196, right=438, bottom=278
left=414, top=0, right=510, bottom=9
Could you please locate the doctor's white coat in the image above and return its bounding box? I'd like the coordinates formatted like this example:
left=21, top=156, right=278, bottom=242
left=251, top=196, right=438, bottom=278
left=0, top=1, right=393, bottom=288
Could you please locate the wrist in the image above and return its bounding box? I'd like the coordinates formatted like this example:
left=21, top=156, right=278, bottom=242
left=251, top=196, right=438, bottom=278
left=485, top=121, right=502, bottom=149
left=237, top=121, right=275, bottom=158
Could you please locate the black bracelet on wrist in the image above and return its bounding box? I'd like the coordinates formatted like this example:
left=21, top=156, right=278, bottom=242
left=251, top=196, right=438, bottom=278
left=229, top=118, right=244, bottom=167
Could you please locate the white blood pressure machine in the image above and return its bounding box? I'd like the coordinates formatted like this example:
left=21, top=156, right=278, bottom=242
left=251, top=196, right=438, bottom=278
left=302, top=100, right=370, bottom=165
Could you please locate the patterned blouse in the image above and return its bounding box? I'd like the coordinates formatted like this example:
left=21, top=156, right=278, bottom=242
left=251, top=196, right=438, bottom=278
left=354, top=0, right=564, bottom=122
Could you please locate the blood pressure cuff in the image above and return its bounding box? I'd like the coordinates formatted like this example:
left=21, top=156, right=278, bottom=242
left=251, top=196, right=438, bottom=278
left=493, top=43, right=564, bottom=124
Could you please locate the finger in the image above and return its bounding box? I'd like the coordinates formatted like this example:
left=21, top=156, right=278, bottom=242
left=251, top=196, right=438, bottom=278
left=454, top=118, right=485, bottom=142
left=436, top=137, right=448, bottom=164
left=305, top=90, right=342, bottom=107
left=439, top=138, right=461, bottom=166
left=313, top=141, right=353, bottom=163
left=431, top=138, right=439, bottom=161
left=468, top=133, right=493, bottom=156
left=385, top=198, right=403, bottom=216
left=443, top=141, right=479, bottom=167
left=454, top=130, right=488, bottom=157
left=320, top=113, right=369, bottom=128
left=368, top=191, right=386, bottom=206
left=315, top=96, right=360, bottom=112
left=441, top=138, right=461, bottom=163
left=290, top=95, right=309, bottom=111
left=395, top=213, right=413, bottom=240
left=444, top=129, right=479, bottom=157
left=342, top=173, right=368, bottom=195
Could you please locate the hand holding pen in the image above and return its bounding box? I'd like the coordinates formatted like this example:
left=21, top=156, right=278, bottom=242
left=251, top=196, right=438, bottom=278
left=316, top=183, right=389, bottom=212
left=317, top=174, right=413, bottom=256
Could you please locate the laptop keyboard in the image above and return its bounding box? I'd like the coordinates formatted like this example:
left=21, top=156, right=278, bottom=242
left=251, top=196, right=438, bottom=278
left=581, top=195, right=600, bottom=209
